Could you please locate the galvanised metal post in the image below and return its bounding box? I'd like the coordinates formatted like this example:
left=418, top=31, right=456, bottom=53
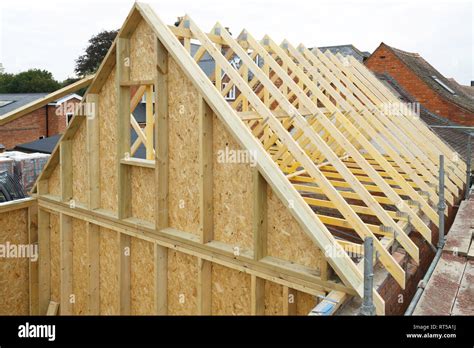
left=359, top=237, right=376, bottom=316
left=438, top=155, right=446, bottom=249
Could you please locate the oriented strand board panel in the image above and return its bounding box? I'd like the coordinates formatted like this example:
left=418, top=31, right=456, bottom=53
left=72, top=218, right=88, bottom=315
left=48, top=165, right=60, bottom=196
left=130, top=19, right=156, bottom=81
left=296, top=291, right=318, bottom=316
left=264, top=281, right=284, bottom=315
left=211, top=264, right=251, bottom=315
left=267, top=187, right=322, bottom=270
left=71, top=121, right=88, bottom=204
left=213, top=115, right=254, bottom=250
left=168, top=58, right=200, bottom=236
left=131, top=166, right=155, bottom=223
left=0, top=208, right=29, bottom=315
left=167, top=250, right=198, bottom=315
left=130, top=237, right=155, bottom=315
left=99, top=69, right=118, bottom=212
left=50, top=213, right=60, bottom=303
left=99, top=227, right=119, bottom=314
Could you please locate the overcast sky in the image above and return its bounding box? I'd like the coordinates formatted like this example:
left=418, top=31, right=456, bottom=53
left=0, top=0, right=472, bottom=84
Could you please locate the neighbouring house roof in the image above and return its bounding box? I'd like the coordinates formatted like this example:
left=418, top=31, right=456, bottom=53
left=13, top=129, right=147, bottom=158
left=0, top=93, right=83, bottom=117
left=377, top=43, right=474, bottom=113
left=48, top=93, right=82, bottom=106
left=0, top=93, right=49, bottom=116
left=317, top=44, right=370, bottom=63
left=0, top=75, right=94, bottom=126
left=14, top=134, right=62, bottom=154
left=377, top=73, right=473, bottom=163
left=448, top=78, right=474, bottom=99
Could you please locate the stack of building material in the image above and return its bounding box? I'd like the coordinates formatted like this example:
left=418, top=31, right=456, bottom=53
left=0, top=156, right=15, bottom=176
left=0, top=151, right=50, bottom=193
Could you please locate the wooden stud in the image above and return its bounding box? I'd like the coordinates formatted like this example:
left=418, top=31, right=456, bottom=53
left=86, top=93, right=101, bottom=210
left=155, top=38, right=169, bottom=230
left=251, top=275, right=265, bottom=315
left=253, top=170, right=267, bottom=260
left=197, top=258, right=212, bottom=315
left=59, top=140, right=72, bottom=203
left=145, top=84, right=154, bottom=160
left=87, top=223, right=100, bottom=314
left=119, top=233, right=131, bottom=314
left=199, top=98, right=214, bottom=243
left=116, top=37, right=132, bottom=219
left=282, top=286, right=297, bottom=315
left=28, top=204, right=39, bottom=315
left=59, top=213, right=73, bottom=315
left=154, top=244, right=168, bottom=314
left=38, top=209, right=51, bottom=315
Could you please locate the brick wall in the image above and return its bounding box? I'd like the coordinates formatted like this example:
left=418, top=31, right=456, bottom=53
left=365, top=45, right=474, bottom=126
left=0, top=98, right=81, bottom=150
left=0, top=106, right=48, bottom=149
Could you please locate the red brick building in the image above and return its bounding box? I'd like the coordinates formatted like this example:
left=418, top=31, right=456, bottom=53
left=365, top=43, right=474, bottom=126
left=0, top=93, right=81, bottom=149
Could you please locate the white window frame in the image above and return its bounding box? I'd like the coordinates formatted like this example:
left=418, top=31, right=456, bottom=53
left=222, top=82, right=236, bottom=101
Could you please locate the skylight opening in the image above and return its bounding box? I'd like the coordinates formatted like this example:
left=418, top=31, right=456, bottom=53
left=431, top=76, right=456, bottom=95
left=0, top=101, right=13, bottom=107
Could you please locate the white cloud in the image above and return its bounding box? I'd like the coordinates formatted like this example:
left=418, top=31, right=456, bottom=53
left=0, top=0, right=472, bottom=83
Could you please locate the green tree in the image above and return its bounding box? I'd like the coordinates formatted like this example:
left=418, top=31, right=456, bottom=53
left=0, top=73, right=14, bottom=93
left=75, top=30, right=118, bottom=77
left=0, top=69, right=60, bottom=93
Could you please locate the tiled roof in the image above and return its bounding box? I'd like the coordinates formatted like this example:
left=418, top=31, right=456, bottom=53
left=377, top=73, right=473, bottom=164
left=317, top=44, right=370, bottom=63
left=382, top=44, right=474, bottom=113
left=0, top=93, right=49, bottom=116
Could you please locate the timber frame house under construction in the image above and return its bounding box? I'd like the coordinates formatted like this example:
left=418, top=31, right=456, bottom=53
left=2, top=2, right=467, bottom=316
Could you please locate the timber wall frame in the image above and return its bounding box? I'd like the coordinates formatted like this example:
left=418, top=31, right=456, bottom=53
left=27, top=2, right=466, bottom=316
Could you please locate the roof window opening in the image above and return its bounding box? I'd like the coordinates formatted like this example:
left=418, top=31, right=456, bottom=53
left=431, top=76, right=456, bottom=95
left=0, top=100, right=13, bottom=107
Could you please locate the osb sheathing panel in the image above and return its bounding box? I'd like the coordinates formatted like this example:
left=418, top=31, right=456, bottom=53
left=168, top=58, right=200, bottom=236
left=48, top=165, right=60, bottom=196
left=167, top=250, right=198, bottom=315
left=296, top=291, right=318, bottom=315
left=213, top=115, right=253, bottom=250
left=267, top=187, right=322, bottom=271
left=99, top=69, right=118, bottom=212
left=130, top=19, right=156, bottom=81
left=72, top=218, right=88, bottom=315
left=130, top=237, right=155, bottom=315
left=264, top=281, right=284, bottom=315
left=50, top=213, right=60, bottom=303
left=72, top=121, right=88, bottom=204
left=0, top=209, right=29, bottom=315
left=131, top=166, right=155, bottom=223
left=99, top=227, right=119, bottom=314
left=211, top=264, right=251, bottom=315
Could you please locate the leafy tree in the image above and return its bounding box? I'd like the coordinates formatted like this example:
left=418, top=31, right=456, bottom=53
left=0, top=69, right=60, bottom=93
left=0, top=73, right=14, bottom=93
left=61, top=77, right=87, bottom=96
left=75, top=30, right=118, bottom=77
